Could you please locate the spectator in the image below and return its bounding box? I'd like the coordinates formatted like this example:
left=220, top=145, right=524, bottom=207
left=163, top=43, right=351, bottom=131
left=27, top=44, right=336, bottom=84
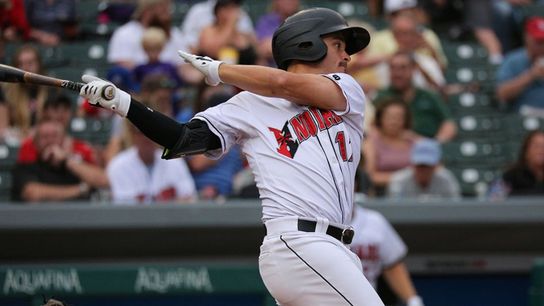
left=107, top=0, right=186, bottom=70
left=179, top=0, right=254, bottom=83
left=106, top=120, right=196, bottom=204
left=492, top=0, right=544, bottom=54
left=0, top=0, right=31, bottom=42
left=11, top=118, right=108, bottom=202
left=17, top=93, right=98, bottom=167
left=420, top=0, right=504, bottom=64
left=255, top=0, right=300, bottom=66
left=132, top=27, right=183, bottom=88
left=363, top=97, right=418, bottom=196
left=496, top=16, right=544, bottom=115
left=499, top=130, right=544, bottom=196
left=387, top=138, right=461, bottom=200
left=2, top=44, right=49, bottom=140
left=197, top=0, right=257, bottom=65
left=180, top=0, right=254, bottom=53
left=350, top=205, right=424, bottom=306
left=24, top=0, right=78, bottom=46
left=374, top=51, right=457, bottom=143
left=102, top=72, right=178, bottom=165
left=0, top=86, right=8, bottom=141
left=186, top=92, right=244, bottom=200
left=363, top=3, right=447, bottom=91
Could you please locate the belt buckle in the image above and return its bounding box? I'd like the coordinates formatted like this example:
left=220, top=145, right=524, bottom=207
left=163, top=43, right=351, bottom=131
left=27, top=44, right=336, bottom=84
left=341, top=226, right=354, bottom=244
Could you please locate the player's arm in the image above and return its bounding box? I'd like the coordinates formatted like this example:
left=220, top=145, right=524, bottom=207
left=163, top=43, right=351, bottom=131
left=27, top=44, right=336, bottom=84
left=219, top=65, right=347, bottom=111
left=177, top=51, right=347, bottom=111
left=79, top=76, right=221, bottom=159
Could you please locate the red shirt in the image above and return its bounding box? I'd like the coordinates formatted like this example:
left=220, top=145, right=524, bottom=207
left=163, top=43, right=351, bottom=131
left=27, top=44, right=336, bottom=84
left=17, top=137, right=96, bottom=164
left=0, top=0, right=31, bottom=39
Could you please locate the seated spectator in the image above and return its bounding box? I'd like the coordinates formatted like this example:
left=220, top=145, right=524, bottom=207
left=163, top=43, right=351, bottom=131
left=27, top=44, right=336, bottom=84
left=180, top=0, right=254, bottom=54
left=255, top=0, right=300, bottom=67
left=107, top=0, right=186, bottom=70
left=106, top=121, right=196, bottom=204
left=179, top=0, right=254, bottom=84
left=2, top=44, right=50, bottom=141
left=387, top=138, right=461, bottom=200
left=17, top=94, right=97, bottom=166
left=198, top=0, right=257, bottom=65
left=186, top=92, right=243, bottom=201
left=24, top=0, right=78, bottom=45
left=11, top=118, right=108, bottom=202
left=496, top=16, right=544, bottom=116
left=102, top=72, right=178, bottom=165
left=492, top=0, right=544, bottom=54
left=363, top=4, right=446, bottom=91
left=132, top=27, right=183, bottom=88
left=495, top=130, right=544, bottom=196
left=363, top=98, right=418, bottom=196
left=0, top=0, right=31, bottom=42
left=0, top=86, right=8, bottom=141
left=374, top=51, right=457, bottom=143
left=350, top=205, right=424, bottom=306
left=419, top=0, right=504, bottom=64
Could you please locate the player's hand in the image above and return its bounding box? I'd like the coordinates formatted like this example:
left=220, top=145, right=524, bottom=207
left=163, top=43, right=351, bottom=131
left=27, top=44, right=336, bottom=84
left=80, top=75, right=131, bottom=117
left=178, top=50, right=223, bottom=86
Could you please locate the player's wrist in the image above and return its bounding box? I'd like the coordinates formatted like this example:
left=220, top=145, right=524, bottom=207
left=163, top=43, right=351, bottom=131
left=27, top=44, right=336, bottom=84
left=115, top=89, right=131, bottom=117
left=206, top=60, right=224, bottom=86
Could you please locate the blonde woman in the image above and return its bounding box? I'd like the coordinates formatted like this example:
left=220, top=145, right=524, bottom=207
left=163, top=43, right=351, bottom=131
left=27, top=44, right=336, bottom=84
left=2, top=44, right=50, bottom=140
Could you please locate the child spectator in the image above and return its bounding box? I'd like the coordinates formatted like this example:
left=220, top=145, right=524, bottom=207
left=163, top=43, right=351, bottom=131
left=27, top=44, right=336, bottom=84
left=132, top=27, right=183, bottom=88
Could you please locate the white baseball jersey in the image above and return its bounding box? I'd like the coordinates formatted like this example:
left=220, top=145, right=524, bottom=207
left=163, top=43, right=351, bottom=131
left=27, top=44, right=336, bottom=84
left=107, top=148, right=196, bottom=204
left=194, top=73, right=365, bottom=224
left=349, top=206, right=408, bottom=288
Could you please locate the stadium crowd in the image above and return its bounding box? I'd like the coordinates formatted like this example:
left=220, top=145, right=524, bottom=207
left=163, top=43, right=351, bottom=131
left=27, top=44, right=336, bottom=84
left=0, top=0, right=543, bottom=205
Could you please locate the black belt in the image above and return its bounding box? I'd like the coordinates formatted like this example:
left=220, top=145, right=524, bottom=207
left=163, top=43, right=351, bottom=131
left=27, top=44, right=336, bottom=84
left=297, top=219, right=354, bottom=244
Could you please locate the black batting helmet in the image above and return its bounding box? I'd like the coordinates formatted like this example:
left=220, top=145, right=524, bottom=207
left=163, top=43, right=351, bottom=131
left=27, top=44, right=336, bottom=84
left=272, top=7, right=371, bottom=70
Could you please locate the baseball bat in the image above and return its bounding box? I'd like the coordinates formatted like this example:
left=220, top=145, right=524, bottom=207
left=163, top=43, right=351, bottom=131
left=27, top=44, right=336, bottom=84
left=0, top=64, right=115, bottom=100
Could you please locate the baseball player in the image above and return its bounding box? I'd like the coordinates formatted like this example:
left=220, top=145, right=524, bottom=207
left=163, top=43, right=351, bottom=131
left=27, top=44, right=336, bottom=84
left=80, top=7, right=383, bottom=306
left=350, top=205, right=424, bottom=306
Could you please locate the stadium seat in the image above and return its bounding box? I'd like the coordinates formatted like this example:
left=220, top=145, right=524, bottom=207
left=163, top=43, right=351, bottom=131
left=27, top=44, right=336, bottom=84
left=0, top=171, right=12, bottom=202
left=70, top=117, right=113, bottom=146
left=442, top=140, right=515, bottom=167
left=449, top=165, right=502, bottom=197
left=447, top=92, right=498, bottom=115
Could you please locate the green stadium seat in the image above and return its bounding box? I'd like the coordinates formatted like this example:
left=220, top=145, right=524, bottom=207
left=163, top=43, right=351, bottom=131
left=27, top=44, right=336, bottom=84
left=449, top=165, right=502, bottom=197
left=0, top=143, right=19, bottom=169
left=58, top=41, right=110, bottom=68
left=70, top=117, right=113, bottom=146
left=447, top=92, right=498, bottom=115
left=455, top=113, right=510, bottom=138
left=442, top=140, right=515, bottom=167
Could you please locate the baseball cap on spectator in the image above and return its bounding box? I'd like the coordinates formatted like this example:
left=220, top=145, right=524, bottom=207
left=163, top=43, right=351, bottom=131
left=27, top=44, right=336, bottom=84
left=525, top=16, right=544, bottom=40
left=384, top=0, right=417, bottom=14
left=411, top=138, right=441, bottom=166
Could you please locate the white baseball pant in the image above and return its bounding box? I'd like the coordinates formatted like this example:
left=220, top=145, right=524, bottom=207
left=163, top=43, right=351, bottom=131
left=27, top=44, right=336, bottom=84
left=259, top=217, right=385, bottom=306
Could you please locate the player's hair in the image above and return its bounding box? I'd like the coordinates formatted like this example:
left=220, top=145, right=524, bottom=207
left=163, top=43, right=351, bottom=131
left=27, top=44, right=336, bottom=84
left=272, top=7, right=370, bottom=70
left=373, top=97, right=412, bottom=130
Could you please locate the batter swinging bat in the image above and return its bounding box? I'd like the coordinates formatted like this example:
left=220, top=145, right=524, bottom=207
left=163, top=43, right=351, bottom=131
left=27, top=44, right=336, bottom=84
left=0, top=64, right=115, bottom=100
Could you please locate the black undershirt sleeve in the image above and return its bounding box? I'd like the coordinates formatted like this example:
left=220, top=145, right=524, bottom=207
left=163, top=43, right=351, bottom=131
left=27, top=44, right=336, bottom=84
left=125, top=98, right=221, bottom=154
left=126, top=98, right=184, bottom=148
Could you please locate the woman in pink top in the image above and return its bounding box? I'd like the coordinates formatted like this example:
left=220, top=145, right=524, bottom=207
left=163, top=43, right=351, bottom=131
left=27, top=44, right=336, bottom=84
left=363, top=97, right=419, bottom=196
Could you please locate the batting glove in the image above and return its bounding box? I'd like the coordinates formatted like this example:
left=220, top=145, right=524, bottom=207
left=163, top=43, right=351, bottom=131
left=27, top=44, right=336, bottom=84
left=80, top=75, right=131, bottom=117
left=178, top=50, right=223, bottom=86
